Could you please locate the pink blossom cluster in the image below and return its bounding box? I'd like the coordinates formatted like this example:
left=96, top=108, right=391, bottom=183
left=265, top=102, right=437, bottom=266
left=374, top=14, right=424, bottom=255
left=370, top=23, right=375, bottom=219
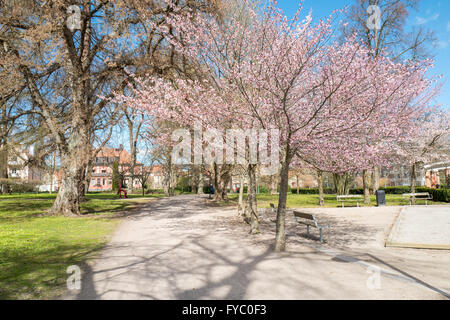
left=114, top=0, right=441, bottom=173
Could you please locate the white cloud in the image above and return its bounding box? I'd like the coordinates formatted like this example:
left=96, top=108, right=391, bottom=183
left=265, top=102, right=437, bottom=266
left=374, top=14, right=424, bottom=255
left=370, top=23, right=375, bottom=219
left=438, top=41, right=449, bottom=49
left=416, top=13, right=440, bottom=25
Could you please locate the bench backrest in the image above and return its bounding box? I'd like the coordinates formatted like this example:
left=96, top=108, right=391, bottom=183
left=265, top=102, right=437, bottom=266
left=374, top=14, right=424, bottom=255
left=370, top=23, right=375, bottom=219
left=402, top=193, right=430, bottom=197
left=293, top=211, right=315, bottom=221
left=337, top=195, right=362, bottom=199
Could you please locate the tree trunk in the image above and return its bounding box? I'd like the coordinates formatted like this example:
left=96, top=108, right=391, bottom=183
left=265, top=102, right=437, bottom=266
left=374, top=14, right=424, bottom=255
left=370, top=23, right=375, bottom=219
left=51, top=159, right=86, bottom=216
left=84, top=157, right=95, bottom=196
left=363, top=169, right=371, bottom=205
left=318, top=170, right=324, bottom=207
left=78, top=164, right=87, bottom=203
left=197, top=166, right=204, bottom=194
left=238, top=173, right=245, bottom=217
left=246, top=164, right=259, bottom=234
left=343, top=173, right=350, bottom=195
left=275, top=151, right=291, bottom=252
left=49, top=151, right=56, bottom=195
left=333, top=173, right=345, bottom=195
left=296, top=175, right=300, bottom=194
left=129, top=140, right=137, bottom=194
left=170, top=167, right=176, bottom=196
left=411, top=162, right=417, bottom=205
left=49, top=112, right=90, bottom=215
left=270, top=174, right=277, bottom=194
left=213, top=164, right=231, bottom=201
left=371, top=166, right=380, bottom=193
left=0, top=144, right=9, bottom=194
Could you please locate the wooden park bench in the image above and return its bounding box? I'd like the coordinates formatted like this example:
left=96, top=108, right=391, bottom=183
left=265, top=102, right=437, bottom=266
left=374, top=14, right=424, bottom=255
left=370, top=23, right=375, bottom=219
left=293, top=211, right=330, bottom=243
left=259, top=203, right=277, bottom=222
left=336, top=195, right=363, bottom=208
left=402, top=193, right=433, bottom=206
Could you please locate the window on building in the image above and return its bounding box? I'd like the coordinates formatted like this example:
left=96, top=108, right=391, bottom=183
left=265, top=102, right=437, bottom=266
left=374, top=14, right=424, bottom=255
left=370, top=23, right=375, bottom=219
left=92, top=179, right=95, bottom=186
left=103, top=179, right=106, bottom=186
left=108, top=180, right=112, bottom=185
left=97, top=178, right=101, bottom=185
left=102, top=169, right=107, bottom=173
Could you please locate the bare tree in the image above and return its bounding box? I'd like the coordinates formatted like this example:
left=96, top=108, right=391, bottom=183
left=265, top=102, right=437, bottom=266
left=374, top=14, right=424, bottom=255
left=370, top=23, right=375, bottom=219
left=0, top=0, right=221, bottom=214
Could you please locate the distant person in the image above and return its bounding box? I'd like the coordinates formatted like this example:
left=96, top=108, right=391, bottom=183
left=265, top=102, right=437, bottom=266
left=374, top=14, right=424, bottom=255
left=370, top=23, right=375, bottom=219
left=209, top=185, right=214, bottom=199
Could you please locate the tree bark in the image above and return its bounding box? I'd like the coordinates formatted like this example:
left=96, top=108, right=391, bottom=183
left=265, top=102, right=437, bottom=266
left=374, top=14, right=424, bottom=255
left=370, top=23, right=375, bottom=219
left=343, top=173, right=350, bottom=195
left=296, top=175, right=300, bottom=194
left=371, top=166, right=380, bottom=193
left=363, top=169, right=371, bottom=205
left=197, top=166, right=204, bottom=194
left=318, top=170, right=324, bottom=206
left=213, top=164, right=231, bottom=201
left=170, top=166, right=176, bottom=196
left=246, top=164, right=259, bottom=234
left=0, top=144, right=9, bottom=194
left=50, top=146, right=87, bottom=216
left=411, top=162, right=417, bottom=205
left=333, top=173, right=343, bottom=195
left=238, top=173, right=245, bottom=217
left=270, top=174, right=277, bottom=194
left=275, top=150, right=291, bottom=252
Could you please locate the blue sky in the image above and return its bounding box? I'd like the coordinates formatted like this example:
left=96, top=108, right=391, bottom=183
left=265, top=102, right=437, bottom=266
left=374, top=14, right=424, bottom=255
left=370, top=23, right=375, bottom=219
left=273, top=0, right=450, bottom=110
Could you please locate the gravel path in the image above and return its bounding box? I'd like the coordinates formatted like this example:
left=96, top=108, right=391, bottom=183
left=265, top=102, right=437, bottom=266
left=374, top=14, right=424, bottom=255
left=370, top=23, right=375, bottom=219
left=63, top=195, right=449, bottom=300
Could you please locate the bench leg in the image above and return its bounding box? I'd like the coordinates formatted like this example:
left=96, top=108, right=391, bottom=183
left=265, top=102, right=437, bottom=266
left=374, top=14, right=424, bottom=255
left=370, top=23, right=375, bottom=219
left=357, top=201, right=359, bottom=208
left=306, top=225, right=310, bottom=237
left=341, top=202, right=344, bottom=208
left=319, top=228, right=323, bottom=243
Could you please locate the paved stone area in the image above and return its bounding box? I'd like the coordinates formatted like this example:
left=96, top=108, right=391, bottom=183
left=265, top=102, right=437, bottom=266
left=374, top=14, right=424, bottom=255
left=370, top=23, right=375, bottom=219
left=386, top=206, right=450, bottom=249
left=63, top=196, right=449, bottom=300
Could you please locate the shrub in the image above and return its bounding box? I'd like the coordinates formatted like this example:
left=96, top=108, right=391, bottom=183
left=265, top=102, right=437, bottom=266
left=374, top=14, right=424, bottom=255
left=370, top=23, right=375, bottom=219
left=0, top=178, right=41, bottom=194
left=416, top=187, right=449, bottom=203
left=291, top=188, right=334, bottom=194
left=349, top=188, right=364, bottom=195
left=379, top=186, right=412, bottom=194
left=175, top=186, right=192, bottom=193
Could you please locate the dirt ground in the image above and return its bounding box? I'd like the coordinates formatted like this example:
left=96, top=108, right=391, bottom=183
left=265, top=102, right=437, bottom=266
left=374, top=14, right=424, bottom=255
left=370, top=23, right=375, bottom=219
left=63, top=195, right=450, bottom=300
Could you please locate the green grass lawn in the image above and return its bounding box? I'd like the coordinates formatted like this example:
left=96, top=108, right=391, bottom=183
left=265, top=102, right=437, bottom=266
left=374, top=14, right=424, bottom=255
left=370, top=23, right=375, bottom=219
left=0, top=191, right=166, bottom=201
left=0, top=192, right=163, bottom=299
left=226, top=193, right=448, bottom=208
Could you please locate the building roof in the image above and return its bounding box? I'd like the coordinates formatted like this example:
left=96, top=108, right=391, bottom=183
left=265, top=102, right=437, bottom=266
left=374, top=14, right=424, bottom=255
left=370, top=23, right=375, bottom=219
left=96, top=147, right=134, bottom=164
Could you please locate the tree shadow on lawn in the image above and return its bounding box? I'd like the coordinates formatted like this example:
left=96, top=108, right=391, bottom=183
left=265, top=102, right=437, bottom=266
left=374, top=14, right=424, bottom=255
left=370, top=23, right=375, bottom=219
left=0, top=200, right=54, bottom=221
left=0, top=241, right=105, bottom=300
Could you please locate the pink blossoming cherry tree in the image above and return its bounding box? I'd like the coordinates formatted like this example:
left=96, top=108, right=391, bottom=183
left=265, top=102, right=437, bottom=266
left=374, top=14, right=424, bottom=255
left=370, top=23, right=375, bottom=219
left=116, top=0, right=439, bottom=251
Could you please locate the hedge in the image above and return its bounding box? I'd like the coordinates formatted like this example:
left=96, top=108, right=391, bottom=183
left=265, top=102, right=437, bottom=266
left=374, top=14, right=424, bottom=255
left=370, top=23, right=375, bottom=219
left=416, top=187, right=449, bottom=203
left=291, top=188, right=334, bottom=194
left=290, top=186, right=449, bottom=202
left=0, top=178, right=42, bottom=194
